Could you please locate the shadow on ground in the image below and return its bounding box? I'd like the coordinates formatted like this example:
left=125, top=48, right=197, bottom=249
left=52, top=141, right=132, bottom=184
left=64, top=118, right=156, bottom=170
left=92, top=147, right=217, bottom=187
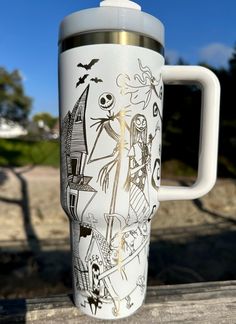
left=0, top=248, right=72, bottom=298
left=148, top=225, right=236, bottom=285
left=0, top=169, right=8, bottom=186
left=1, top=225, right=236, bottom=298
left=0, top=169, right=236, bottom=299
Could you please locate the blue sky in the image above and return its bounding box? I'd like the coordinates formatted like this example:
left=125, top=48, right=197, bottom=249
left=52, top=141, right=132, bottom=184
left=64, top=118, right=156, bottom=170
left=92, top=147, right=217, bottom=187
left=0, top=0, right=235, bottom=117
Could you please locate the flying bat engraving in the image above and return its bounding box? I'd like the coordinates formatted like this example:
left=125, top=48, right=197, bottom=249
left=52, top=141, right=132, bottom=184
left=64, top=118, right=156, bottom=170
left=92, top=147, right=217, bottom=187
left=76, top=74, right=89, bottom=87
left=90, top=77, right=103, bottom=83
left=77, top=59, right=99, bottom=70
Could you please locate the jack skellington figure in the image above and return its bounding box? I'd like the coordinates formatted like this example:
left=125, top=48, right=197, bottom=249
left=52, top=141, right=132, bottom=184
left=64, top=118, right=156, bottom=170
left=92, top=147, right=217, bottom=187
left=88, top=92, right=130, bottom=193
left=88, top=92, right=130, bottom=242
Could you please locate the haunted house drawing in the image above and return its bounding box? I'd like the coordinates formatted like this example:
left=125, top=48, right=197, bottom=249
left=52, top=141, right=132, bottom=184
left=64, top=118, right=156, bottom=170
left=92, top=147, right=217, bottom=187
left=74, top=256, right=90, bottom=291
left=61, top=85, right=97, bottom=222
left=72, top=221, right=114, bottom=315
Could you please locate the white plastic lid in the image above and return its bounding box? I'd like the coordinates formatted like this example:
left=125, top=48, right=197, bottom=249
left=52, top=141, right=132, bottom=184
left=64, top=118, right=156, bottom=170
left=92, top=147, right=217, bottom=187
left=100, top=0, right=141, bottom=10
left=59, top=6, right=164, bottom=47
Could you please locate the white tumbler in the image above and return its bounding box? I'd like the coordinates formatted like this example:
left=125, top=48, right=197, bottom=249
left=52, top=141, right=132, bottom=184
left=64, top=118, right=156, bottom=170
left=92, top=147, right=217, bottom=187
left=58, top=0, right=220, bottom=319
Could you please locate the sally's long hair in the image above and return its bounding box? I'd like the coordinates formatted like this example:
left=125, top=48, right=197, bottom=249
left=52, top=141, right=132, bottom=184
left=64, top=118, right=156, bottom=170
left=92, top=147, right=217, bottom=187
left=124, top=114, right=148, bottom=191
left=130, top=114, right=147, bottom=147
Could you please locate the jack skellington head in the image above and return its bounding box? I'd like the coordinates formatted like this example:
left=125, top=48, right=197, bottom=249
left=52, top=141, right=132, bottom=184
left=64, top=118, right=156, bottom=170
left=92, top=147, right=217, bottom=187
left=98, top=92, right=115, bottom=114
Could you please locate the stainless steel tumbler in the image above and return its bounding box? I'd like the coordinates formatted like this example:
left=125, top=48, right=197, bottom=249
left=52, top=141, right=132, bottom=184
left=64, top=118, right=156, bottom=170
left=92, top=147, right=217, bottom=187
left=58, top=0, right=220, bottom=319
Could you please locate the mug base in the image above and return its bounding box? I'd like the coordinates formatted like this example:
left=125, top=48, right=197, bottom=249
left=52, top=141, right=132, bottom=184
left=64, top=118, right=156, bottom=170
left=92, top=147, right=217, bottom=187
left=73, top=291, right=145, bottom=320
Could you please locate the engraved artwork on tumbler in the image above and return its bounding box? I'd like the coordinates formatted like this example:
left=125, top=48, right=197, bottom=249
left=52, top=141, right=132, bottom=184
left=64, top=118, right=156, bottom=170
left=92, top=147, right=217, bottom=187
left=61, top=85, right=97, bottom=222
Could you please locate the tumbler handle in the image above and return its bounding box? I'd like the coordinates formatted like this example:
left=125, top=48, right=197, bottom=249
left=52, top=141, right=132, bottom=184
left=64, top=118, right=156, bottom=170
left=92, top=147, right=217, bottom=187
left=157, top=65, right=221, bottom=201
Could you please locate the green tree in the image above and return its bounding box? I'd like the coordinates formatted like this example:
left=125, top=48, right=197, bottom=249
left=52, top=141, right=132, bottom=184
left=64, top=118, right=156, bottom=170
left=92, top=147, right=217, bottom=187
left=33, top=112, right=58, bottom=130
left=215, top=45, right=236, bottom=176
left=162, top=46, right=236, bottom=177
left=0, top=67, right=32, bottom=124
left=229, top=44, right=236, bottom=75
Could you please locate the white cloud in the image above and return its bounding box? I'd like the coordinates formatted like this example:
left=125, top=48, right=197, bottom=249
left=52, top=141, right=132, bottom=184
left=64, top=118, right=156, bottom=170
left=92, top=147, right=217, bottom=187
left=198, top=43, right=233, bottom=67
left=18, top=69, right=28, bottom=82
left=165, top=49, right=180, bottom=64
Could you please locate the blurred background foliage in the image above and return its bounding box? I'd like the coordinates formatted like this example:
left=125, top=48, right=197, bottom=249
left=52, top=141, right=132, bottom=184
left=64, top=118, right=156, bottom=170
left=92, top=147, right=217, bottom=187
left=162, top=47, right=236, bottom=178
left=0, top=68, right=32, bottom=124
left=0, top=139, right=59, bottom=167
left=0, top=47, right=236, bottom=177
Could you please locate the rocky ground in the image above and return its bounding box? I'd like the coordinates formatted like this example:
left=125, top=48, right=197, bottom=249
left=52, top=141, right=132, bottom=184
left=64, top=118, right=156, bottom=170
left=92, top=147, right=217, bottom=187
left=0, top=166, right=235, bottom=299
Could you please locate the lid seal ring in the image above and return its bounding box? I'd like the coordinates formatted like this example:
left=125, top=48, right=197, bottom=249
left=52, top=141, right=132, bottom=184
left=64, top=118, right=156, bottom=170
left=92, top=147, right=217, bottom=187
left=59, top=30, right=164, bottom=55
